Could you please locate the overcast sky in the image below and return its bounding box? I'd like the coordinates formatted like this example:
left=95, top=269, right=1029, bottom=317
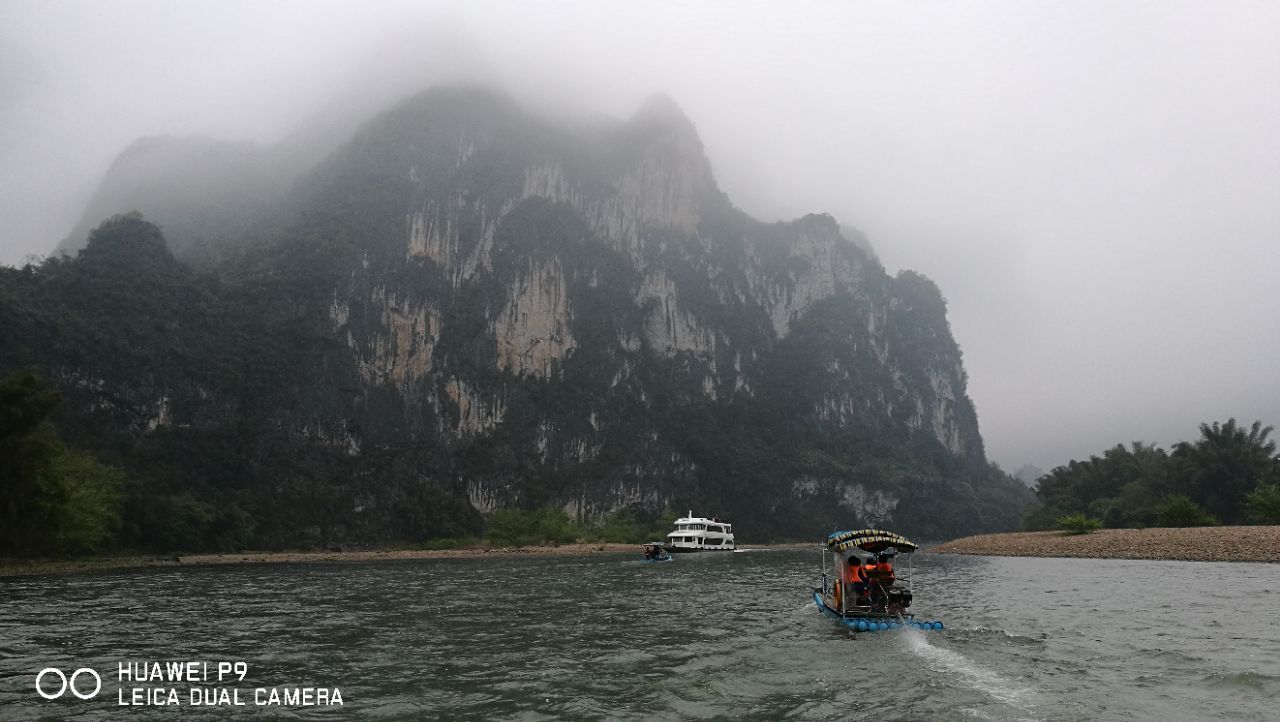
left=2, top=0, right=1278, bottom=472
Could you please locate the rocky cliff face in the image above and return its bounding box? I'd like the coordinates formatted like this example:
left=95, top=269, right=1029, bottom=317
left=8, top=86, right=1027, bottom=543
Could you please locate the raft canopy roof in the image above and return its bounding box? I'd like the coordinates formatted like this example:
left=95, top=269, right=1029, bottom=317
left=826, top=529, right=919, bottom=554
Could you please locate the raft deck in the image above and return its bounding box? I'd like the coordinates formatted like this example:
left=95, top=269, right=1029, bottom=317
left=812, top=591, right=944, bottom=632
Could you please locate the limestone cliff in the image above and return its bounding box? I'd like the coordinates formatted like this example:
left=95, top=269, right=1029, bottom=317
left=282, top=87, right=1009, bottom=537
left=8, top=86, right=1029, bottom=544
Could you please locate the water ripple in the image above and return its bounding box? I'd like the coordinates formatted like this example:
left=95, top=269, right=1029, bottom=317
left=1, top=552, right=1279, bottom=720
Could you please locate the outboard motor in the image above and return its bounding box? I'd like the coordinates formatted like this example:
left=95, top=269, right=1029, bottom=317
left=887, top=585, right=913, bottom=609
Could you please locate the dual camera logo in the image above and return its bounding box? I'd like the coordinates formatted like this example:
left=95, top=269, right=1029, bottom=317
left=36, top=667, right=101, bottom=700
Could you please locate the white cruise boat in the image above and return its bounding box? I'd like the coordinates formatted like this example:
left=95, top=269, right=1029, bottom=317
left=664, top=512, right=735, bottom=552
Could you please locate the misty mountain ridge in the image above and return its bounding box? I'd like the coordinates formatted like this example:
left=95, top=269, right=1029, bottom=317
left=7, top=85, right=1028, bottom=548
left=61, top=88, right=875, bottom=268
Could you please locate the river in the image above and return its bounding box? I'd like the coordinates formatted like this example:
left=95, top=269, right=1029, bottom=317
left=2, top=549, right=1277, bottom=720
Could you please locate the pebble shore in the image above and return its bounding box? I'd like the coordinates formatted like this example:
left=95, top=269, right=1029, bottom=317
left=930, top=526, right=1280, bottom=563
left=21, top=530, right=1274, bottom=577
left=0, top=543, right=641, bottom=578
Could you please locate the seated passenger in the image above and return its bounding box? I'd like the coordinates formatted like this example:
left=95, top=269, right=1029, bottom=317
left=851, top=559, right=869, bottom=596
left=840, top=556, right=857, bottom=582
left=870, top=552, right=896, bottom=586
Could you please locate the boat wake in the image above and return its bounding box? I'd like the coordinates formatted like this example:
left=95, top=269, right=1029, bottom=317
left=899, top=626, right=1037, bottom=715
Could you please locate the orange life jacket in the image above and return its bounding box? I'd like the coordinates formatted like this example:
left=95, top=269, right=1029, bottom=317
left=866, top=562, right=894, bottom=585
left=842, top=557, right=864, bottom=582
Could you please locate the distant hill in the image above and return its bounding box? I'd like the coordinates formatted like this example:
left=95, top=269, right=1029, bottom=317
left=1014, top=464, right=1044, bottom=488
left=56, top=135, right=286, bottom=267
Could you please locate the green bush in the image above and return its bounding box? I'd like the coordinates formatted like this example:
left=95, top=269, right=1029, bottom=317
left=45, top=449, right=125, bottom=554
left=126, top=494, right=255, bottom=552
left=580, top=508, right=681, bottom=545
left=1244, top=484, right=1280, bottom=524
left=485, top=509, right=536, bottom=546
left=0, top=371, right=125, bottom=555
left=1154, top=494, right=1219, bottom=528
left=534, top=509, right=580, bottom=545
left=597, top=510, right=647, bottom=543
left=485, top=508, right=581, bottom=546
left=1055, top=513, right=1102, bottom=535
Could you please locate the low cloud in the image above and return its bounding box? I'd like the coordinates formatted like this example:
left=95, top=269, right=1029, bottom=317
left=1, top=0, right=1276, bottom=469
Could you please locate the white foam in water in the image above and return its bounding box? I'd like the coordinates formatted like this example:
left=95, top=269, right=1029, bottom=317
left=900, top=625, right=1038, bottom=715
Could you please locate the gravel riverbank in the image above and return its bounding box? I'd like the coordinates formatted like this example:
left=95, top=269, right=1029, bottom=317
left=931, top=526, right=1280, bottom=562
left=0, top=543, right=640, bottom=578
left=0, top=542, right=811, bottom=578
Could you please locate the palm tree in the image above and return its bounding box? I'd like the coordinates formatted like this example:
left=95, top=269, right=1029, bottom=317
left=1172, top=419, right=1279, bottom=524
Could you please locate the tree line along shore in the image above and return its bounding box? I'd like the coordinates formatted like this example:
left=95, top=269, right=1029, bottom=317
left=929, top=526, right=1280, bottom=563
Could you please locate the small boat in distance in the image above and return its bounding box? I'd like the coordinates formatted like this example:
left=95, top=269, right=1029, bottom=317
left=814, top=529, right=943, bottom=632
left=665, top=511, right=735, bottom=552
left=641, top=542, right=673, bottom=562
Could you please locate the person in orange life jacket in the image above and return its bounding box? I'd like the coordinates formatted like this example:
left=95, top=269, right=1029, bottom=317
left=851, top=558, right=869, bottom=599
left=838, top=556, right=855, bottom=583
left=862, top=558, right=878, bottom=576
left=834, top=556, right=862, bottom=608
left=866, top=551, right=896, bottom=600
left=838, top=557, right=868, bottom=605
left=876, top=551, right=895, bottom=581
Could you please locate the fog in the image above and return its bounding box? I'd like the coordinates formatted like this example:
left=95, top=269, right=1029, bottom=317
left=2, top=0, right=1278, bottom=472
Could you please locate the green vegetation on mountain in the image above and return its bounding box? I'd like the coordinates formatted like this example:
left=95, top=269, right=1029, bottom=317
left=1024, top=419, right=1279, bottom=530
left=0, top=371, right=123, bottom=554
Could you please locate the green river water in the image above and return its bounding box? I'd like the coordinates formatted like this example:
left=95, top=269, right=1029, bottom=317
left=2, top=549, right=1278, bottom=720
